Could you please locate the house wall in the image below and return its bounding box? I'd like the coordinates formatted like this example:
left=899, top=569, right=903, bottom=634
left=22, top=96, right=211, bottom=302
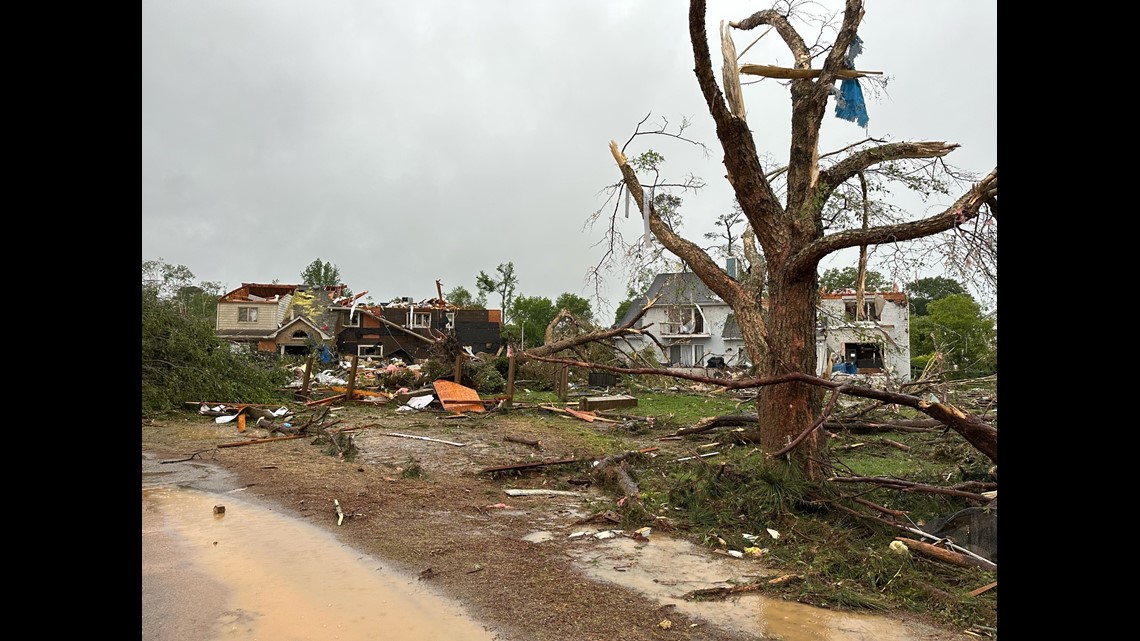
left=816, top=296, right=910, bottom=382
left=335, top=308, right=502, bottom=362
left=627, top=303, right=734, bottom=367
left=216, top=301, right=280, bottom=333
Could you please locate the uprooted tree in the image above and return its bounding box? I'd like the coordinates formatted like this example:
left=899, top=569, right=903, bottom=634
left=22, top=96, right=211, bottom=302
left=522, top=0, right=997, bottom=482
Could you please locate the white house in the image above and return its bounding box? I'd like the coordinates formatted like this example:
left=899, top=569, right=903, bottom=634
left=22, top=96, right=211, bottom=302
left=616, top=272, right=910, bottom=382
left=816, top=290, right=911, bottom=382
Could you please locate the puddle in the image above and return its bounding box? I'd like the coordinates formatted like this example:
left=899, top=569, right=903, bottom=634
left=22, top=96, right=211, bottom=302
left=570, top=534, right=947, bottom=641
left=142, top=485, right=498, bottom=641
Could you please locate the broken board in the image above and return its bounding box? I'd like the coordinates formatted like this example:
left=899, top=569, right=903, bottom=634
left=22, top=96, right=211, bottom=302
left=432, top=380, right=485, bottom=414
left=578, top=395, right=638, bottom=412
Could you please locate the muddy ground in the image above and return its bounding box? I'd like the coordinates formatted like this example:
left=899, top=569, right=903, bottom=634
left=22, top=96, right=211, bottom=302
left=141, top=402, right=979, bottom=641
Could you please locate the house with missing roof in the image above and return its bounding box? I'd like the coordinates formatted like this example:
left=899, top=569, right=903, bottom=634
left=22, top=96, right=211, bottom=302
left=215, top=283, right=501, bottom=362
left=615, top=269, right=910, bottom=382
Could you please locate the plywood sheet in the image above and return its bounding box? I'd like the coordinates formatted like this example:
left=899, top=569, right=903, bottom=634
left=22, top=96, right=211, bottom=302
left=432, top=380, right=485, bottom=413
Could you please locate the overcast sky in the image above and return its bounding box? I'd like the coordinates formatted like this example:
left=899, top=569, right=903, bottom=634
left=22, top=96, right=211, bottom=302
left=142, top=1, right=996, bottom=321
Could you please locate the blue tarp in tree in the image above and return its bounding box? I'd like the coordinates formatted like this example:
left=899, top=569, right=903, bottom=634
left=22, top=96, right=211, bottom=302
left=834, top=35, right=868, bottom=128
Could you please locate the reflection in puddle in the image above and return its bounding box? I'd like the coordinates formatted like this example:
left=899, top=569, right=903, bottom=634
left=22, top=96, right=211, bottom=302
left=142, top=486, right=497, bottom=641
left=569, top=534, right=940, bottom=641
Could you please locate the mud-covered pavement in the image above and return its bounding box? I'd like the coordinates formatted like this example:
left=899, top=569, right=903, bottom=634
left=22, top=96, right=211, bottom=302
left=142, top=409, right=978, bottom=641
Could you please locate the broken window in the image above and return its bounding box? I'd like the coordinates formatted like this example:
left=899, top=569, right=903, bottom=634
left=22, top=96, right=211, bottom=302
left=409, top=312, right=431, bottom=328
left=844, top=300, right=880, bottom=322
left=344, top=311, right=360, bottom=327
left=238, top=307, right=258, bottom=323
left=663, top=305, right=704, bottom=334
left=357, top=344, right=383, bottom=358
left=843, top=343, right=885, bottom=371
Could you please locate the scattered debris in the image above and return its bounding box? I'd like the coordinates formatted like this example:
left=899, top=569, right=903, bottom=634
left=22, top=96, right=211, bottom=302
left=383, top=432, right=465, bottom=447
left=485, top=503, right=513, bottom=509
left=503, top=489, right=583, bottom=497
left=334, top=499, right=345, bottom=526
left=676, top=452, right=720, bottom=462
left=480, top=457, right=580, bottom=475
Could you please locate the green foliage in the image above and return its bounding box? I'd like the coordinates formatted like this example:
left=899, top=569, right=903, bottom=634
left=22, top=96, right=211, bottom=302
left=141, top=263, right=292, bottom=416
left=819, top=266, right=888, bottom=293
left=614, top=298, right=635, bottom=326
left=476, top=262, right=518, bottom=322
left=445, top=285, right=486, bottom=309
left=703, top=202, right=745, bottom=260
left=905, top=276, right=967, bottom=316
left=510, top=295, right=556, bottom=348
left=554, top=292, right=593, bottom=324
left=466, top=359, right=506, bottom=394
left=630, top=150, right=665, bottom=173
left=910, top=294, right=996, bottom=379
left=300, top=258, right=350, bottom=295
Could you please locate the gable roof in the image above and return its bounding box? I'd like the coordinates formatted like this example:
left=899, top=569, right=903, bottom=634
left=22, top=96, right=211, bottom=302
left=272, top=316, right=333, bottom=341
left=616, top=272, right=724, bottom=327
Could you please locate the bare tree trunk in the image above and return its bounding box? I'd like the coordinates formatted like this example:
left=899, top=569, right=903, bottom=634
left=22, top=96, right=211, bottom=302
left=757, top=276, right=829, bottom=480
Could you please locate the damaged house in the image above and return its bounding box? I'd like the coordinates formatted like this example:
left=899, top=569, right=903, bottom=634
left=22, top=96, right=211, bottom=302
left=817, top=290, right=910, bottom=382
left=328, top=295, right=502, bottom=363
left=215, top=283, right=503, bottom=362
left=615, top=268, right=910, bottom=381
left=215, top=283, right=341, bottom=355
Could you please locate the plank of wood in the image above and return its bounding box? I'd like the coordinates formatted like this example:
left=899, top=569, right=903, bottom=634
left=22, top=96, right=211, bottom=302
left=432, top=380, right=485, bottom=413
left=578, top=395, right=639, bottom=411
left=968, top=581, right=997, bottom=597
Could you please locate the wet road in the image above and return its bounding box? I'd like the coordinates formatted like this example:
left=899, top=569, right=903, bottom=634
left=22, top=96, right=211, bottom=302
left=141, top=453, right=498, bottom=641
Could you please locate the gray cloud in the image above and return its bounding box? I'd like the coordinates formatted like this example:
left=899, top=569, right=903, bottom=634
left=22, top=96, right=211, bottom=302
left=143, top=0, right=996, bottom=320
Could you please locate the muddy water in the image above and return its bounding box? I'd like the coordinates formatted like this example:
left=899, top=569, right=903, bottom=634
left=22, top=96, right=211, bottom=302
left=566, top=534, right=944, bottom=641
left=142, top=485, right=498, bottom=641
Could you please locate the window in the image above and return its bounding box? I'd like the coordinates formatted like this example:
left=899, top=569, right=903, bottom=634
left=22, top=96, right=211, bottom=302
left=344, top=311, right=360, bottom=327
left=667, top=344, right=703, bottom=367
left=409, top=312, right=431, bottom=328
left=843, top=300, right=881, bottom=322
left=358, top=344, right=383, bottom=358
left=663, top=305, right=704, bottom=334
left=238, top=307, right=258, bottom=323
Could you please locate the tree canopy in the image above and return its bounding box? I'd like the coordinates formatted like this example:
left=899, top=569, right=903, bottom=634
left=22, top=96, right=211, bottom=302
left=300, top=258, right=350, bottom=295
left=819, top=266, right=889, bottom=293
left=476, top=262, right=518, bottom=322
left=905, top=276, right=968, bottom=316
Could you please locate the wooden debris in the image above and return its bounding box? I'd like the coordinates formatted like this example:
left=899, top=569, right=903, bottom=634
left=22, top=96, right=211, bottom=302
left=384, top=432, right=465, bottom=447
left=433, top=380, right=485, bottom=413
left=578, top=395, right=638, bottom=412
left=676, top=452, right=721, bottom=462
left=503, top=489, right=584, bottom=497
left=217, top=435, right=307, bottom=448
left=738, top=63, right=882, bottom=79
left=894, top=537, right=995, bottom=570
left=682, top=581, right=767, bottom=600
left=480, top=457, right=580, bottom=474
left=968, top=581, right=997, bottom=597
left=505, top=435, right=543, bottom=448
left=880, top=438, right=911, bottom=452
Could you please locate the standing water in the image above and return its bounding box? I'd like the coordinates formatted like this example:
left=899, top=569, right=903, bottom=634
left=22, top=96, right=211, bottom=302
left=142, top=485, right=498, bottom=641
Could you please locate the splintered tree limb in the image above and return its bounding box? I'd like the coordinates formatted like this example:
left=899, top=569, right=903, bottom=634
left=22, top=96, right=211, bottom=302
left=505, top=435, right=542, bottom=448
left=217, top=435, right=307, bottom=448
left=829, top=476, right=991, bottom=502
left=480, top=457, right=581, bottom=474
left=895, top=538, right=994, bottom=570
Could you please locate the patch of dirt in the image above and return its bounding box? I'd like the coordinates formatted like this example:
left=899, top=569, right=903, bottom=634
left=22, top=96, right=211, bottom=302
left=141, top=403, right=978, bottom=641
